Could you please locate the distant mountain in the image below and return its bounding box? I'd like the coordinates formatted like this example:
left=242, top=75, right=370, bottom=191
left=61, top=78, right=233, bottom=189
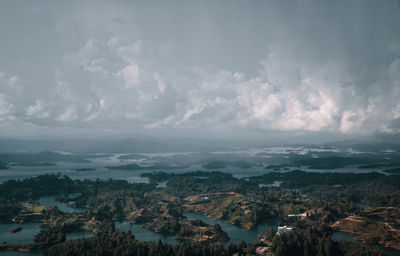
left=0, top=138, right=245, bottom=154
left=1, top=137, right=399, bottom=155
left=0, top=162, right=8, bottom=169
left=0, top=151, right=90, bottom=167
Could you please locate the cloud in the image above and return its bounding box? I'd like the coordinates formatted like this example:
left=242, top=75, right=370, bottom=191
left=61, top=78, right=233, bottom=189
left=111, top=17, right=126, bottom=24
left=1, top=36, right=399, bottom=138
left=0, top=93, right=12, bottom=117
left=26, top=100, right=49, bottom=118
left=0, top=0, right=399, bottom=140
left=57, top=105, right=78, bottom=122
left=117, top=65, right=140, bottom=88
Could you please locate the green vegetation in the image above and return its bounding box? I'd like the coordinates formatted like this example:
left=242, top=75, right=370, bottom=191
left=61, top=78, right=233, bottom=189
left=0, top=162, right=9, bottom=169
left=0, top=167, right=399, bottom=255
left=292, top=156, right=378, bottom=169
left=41, top=228, right=389, bottom=256
left=250, top=170, right=400, bottom=189
left=332, top=207, right=400, bottom=250
left=383, top=167, right=400, bottom=174
left=42, top=231, right=249, bottom=256
left=270, top=228, right=387, bottom=256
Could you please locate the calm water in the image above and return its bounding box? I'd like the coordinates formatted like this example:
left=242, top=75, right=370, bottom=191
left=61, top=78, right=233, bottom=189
left=184, top=212, right=278, bottom=244
left=37, top=196, right=92, bottom=240
left=66, top=230, right=93, bottom=240
left=0, top=226, right=92, bottom=256
left=37, top=196, right=85, bottom=213
left=0, top=222, right=40, bottom=244
left=0, top=197, right=94, bottom=256
left=0, top=221, right=42, bottom=256
left=0, top=149, right=395, bottom=254
left=115, top=212, right=279, bottom=245
left=115, top=221, right=178, bottom=244
left=0, top=251, right=41, bottom=256
left=156, top=181, right=168, bottom=188
left=0, top=154, right=149, bottom=184
left=355, top=202, right=367, bottom=209
left=331, top=232, right=400, bottom=256
left=0, top=148, right=391, bottom=185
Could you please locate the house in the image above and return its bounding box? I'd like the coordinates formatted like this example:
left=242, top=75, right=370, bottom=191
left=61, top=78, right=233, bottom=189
left=277, top=226, right=293, bottom=235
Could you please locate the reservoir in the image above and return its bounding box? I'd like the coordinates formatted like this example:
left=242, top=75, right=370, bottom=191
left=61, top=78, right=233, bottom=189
left=331, top=232, right=400, bottom=256
left=115, top=212, right=279, bottom=245
left=0, top=222, right=40, bottom=245
left=183, top=212, right=278, bottom=244
left=0, top=222, right=41, bottom=256
left=66, top=230, right=93, bottom=240
left=115, top=221, right=178, bottom=244
left=37, top=196, right=85, bottom=213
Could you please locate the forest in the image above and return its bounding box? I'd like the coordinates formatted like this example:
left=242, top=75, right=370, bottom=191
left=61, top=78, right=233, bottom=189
left=0, top=169, right=399, bottom=255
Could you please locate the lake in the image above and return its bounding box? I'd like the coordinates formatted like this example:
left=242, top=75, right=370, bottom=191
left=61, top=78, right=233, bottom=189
left=0, top=148, right=392, bottom=185
left=66, top=230, right=93, bottom=240
left=0, top=222, right=40, bottom=245
left=0, top=251, right=41, bottom=256
left=183, top=212, right=278, bottom=244
left=0, top=197, right=94, bottom=256
left=0, top=222, right=41, bottom=256
left=331, top=232, right=400, bottom=256
left=115, top=212, right=278, bottom=245
left=114, top=212, right=279, bottom=245
left=37, top=196, right=85, bottom=213
left=115, top=221, right=178, bottom=244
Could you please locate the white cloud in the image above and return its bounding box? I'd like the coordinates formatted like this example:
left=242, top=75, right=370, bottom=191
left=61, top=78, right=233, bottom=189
left=8, top=75, right=20, bottom=88
left=57, top=105, right=78, bottom=122
left=340, top=109, right=367, bottom=134
left=0, top=93, right=12, bottom=117
left=117, top=64, right=140, bottom=88
left=0, top=35, right=399, bottom=138
left=26, top=100, right=50, bottom=118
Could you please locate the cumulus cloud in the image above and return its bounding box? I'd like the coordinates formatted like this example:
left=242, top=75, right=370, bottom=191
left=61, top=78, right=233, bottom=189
left=0, top=93, right=12, bottom=117
left=117, top=65, right=140, bottom=88
left=1, top=33, right=400, bottom=138
left=1, top=35, right=400, bottom=137
left=0, top=0, right=399, bottom=140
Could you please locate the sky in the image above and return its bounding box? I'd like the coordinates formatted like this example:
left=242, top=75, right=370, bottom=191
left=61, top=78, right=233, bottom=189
left=0, top=0, right=400, bottom=142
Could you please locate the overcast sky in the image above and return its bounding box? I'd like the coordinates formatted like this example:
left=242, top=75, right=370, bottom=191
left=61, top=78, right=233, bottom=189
left=0, top=0, right=399, bottom=141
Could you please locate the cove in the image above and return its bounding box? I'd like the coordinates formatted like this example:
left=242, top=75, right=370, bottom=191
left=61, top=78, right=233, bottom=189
left=0, top=222, right=40, bottom=245
left=115, top=221, right=178, bottom=244
left=37, top=196, right=85, bottom=213
left=0, top=222, right=41, bottom=256
left=66, top=230, right=93, bottom=240
left=331, top=232, right=400, bottom=256
left=115, top=213, right=279, bottom=245
left=0, top=251, right=41, bottom=256
left=183, top=212, right=278, bottom=244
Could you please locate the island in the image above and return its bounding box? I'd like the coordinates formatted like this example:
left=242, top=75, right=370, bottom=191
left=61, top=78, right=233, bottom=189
left=0, top=169, right=399, bottom=256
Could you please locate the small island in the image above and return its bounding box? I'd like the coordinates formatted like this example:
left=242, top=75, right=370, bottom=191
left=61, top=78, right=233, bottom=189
left=0, top=169, right=398, bottom=255
left=9, top=226, right=23, bottom=233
